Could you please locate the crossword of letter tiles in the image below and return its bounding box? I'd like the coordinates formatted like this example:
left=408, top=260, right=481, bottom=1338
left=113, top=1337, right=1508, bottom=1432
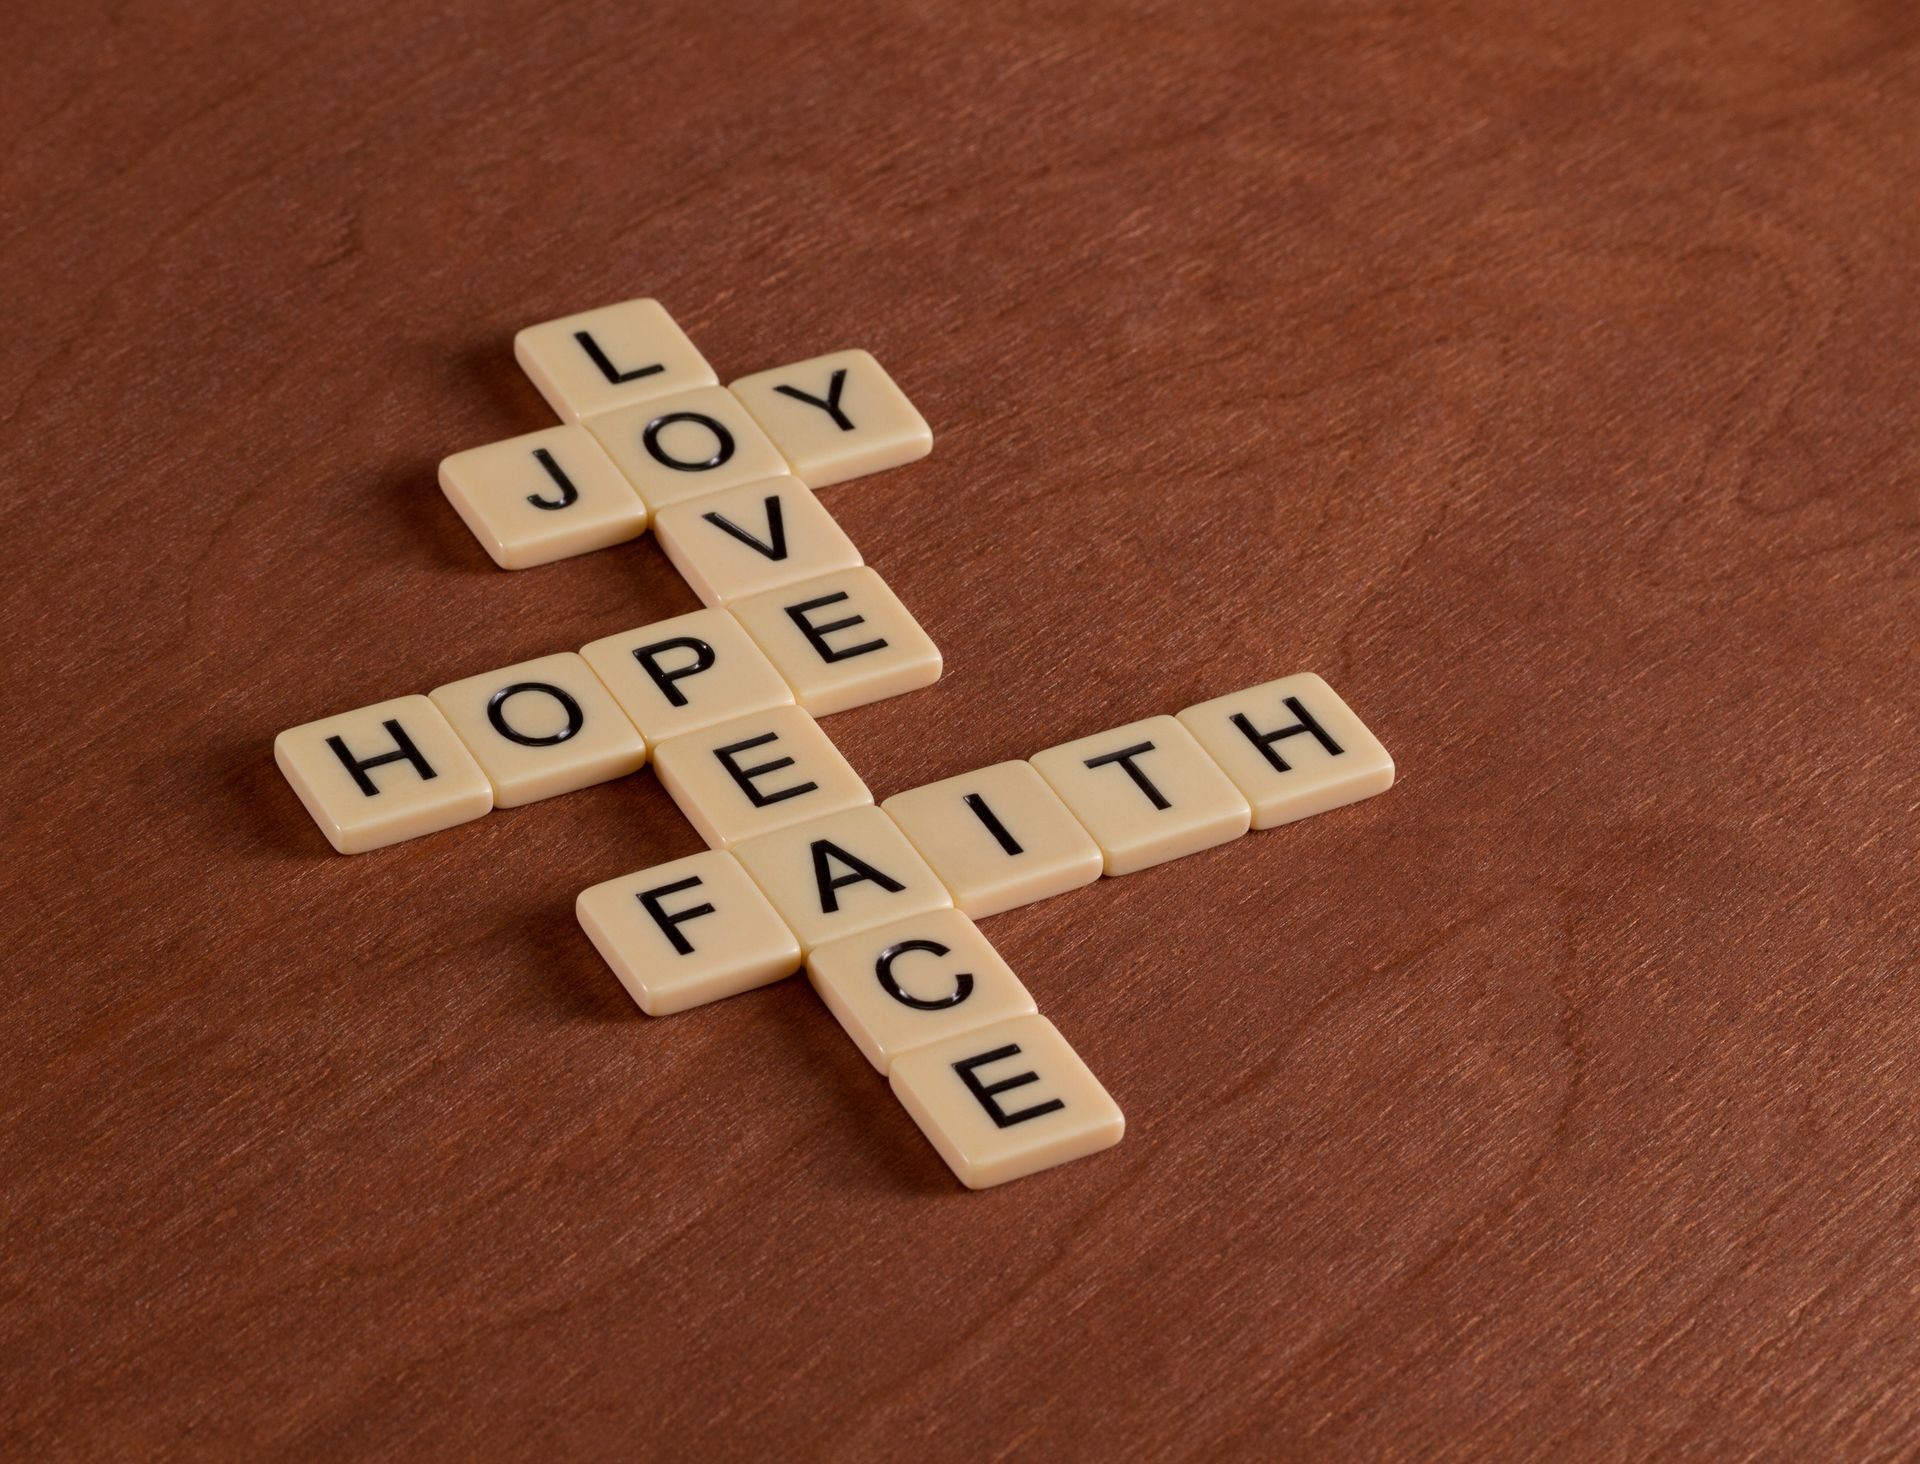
left=276, top=296, right=1397, bottom=1188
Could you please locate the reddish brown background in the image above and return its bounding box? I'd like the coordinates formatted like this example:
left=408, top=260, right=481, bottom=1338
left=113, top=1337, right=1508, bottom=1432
left=4, top=0, right=1917, bottom=1457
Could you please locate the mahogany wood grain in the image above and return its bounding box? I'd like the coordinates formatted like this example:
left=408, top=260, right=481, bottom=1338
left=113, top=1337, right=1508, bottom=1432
left=3, top=0, right=1916, bottom=1455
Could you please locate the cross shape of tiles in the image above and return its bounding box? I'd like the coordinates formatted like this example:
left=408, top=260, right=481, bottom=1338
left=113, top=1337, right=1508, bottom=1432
left=274, top=299, right=1396, bottom=1189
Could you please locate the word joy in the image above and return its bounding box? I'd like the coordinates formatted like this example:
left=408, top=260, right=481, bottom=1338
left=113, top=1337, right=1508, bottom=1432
left=275, top=298, right=1396, bottom=1189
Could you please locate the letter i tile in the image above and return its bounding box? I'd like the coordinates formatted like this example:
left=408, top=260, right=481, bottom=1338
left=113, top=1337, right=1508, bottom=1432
left=889, top=1015, right=1124, bottom=1189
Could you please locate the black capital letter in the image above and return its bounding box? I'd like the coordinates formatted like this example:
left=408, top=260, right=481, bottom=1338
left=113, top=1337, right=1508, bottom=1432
left=486, top=683, right=584, bottom=747
left=702, top=495, right=788, bottom=561
left=631, top=636, right=715, bottom=708
left=713, top=732, right=817, bottom=807
left=785, top=591, right=886, bottom=663
left=875, top=938, right=972, bottom=1010
left=772, top=368, right=853, bottom=431
left=574, top=329, right=665, bottom=385
left=962, top=792, right=1023, bottom=856
left=637, top=875, right=717, bottom=957
left=953, top=1044, right=1065, bottom=1128
left=810, top=839, right=906, bottom=914
left=325, top=719, right=436, bottom=797
left=1083, top=742, right=1170, bottom=810
left=1231, top=696, right=1344, bottom=773
left=644, top=412, right=734, bottom=472
left=526, top=447, right=578, bottom=510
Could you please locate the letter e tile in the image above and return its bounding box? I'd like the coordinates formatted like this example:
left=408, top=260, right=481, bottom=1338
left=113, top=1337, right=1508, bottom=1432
left=889, top=1015, right=1123, bottom=1189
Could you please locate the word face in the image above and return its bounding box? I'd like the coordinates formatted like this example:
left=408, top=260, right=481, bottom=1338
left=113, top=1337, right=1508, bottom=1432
left=729, top=349, right=932, bottom=488
left=578, top=850, right=801, bottom=1015
left=514, top=298, right=715, bottom=422
left=889, top=1015, right=1125, bottom=1190
left=275, top=695, right=493, bottom=854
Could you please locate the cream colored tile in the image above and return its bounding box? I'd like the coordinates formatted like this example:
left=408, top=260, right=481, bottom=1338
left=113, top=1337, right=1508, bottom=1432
left=729, top=350, right=931, bottom=489
left=580, top=608, right=793, bottom=750
left=882, top=761, right=1101, bottom=918
left=734, top=805, right=951, bottom=953
left=652, top=704, right=871, bottom=851
left=514, top=298, right=715, bottom=423
left=586, top=386, right=791, bottom=514
left=429, top=651, right=645, bottom=809
left=275, top=694, right=493, bottom=854
left=577, top=849, right=802, bottom=1016
left=1177, top=672, right=1394, bottom=830
left=1029, top=715, right=1250, bottom=876
left=888, top=1015, right=1123, bottom=1190
left=652, top=476, right=862, bottom=608
left=437, top=425, right=646, bottom=570
left=807, top=908, right=1037, bottom=1073
left=729, top=566, right=940, bottom=716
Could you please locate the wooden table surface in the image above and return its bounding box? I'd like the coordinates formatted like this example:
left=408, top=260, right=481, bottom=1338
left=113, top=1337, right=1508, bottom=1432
left=5, top=0, right=1917, bottom=1456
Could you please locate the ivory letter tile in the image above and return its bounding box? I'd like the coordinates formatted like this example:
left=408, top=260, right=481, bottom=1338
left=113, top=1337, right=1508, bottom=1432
left=429, top=652, right=646, bottom=808
left=577, top=850, right=802, bottom=1016
left=652, top=476, right=862, bottom=608
left=729, top=350, right=931, bottom=489
left=807, top=908, right=1037, bottom=1073
left=729, top=566, right=941, bottom=716
left=581, top=608, right=793, bottom=750
left=882, top=761, right=1101, bottom=918
left=733, top=805, right=951, bottom=953
left=587, top=386, right=791, bottom=514
left=1177, top=672, right=1394, bottom=829
left=888, top=1015, right=1124, bottom=1189
left=651, top=704, right=871, bottom=851
left=1029, top=715, right=1250, bottom=876
left=275, top=695, right=493, bottom=854
left=514, top=299, right=715, bottom=423
left=438, top=425, right=645, bottom=570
